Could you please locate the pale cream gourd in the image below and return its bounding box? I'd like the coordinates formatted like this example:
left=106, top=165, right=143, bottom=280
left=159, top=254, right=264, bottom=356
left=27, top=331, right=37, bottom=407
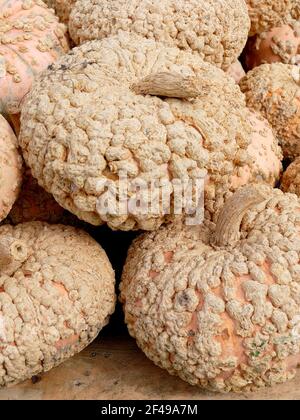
left=121, top=184, right=300, bottom=392
left=69, top=0, right=250, bottom=70
left=246, top=0, right=299, bottom=36
left=231, top=110, right=282, bottom=189
left=240, top=63, right=300, bottom=160
left=0, top=222, right=115, bottom=388
left=19, top=33, right=282, bottom=231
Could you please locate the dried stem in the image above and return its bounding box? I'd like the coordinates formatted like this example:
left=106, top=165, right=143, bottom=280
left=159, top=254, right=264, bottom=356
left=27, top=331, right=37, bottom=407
left=131, top=72, right=203, bottom=99
left=213, top=185, right=266, bottom=248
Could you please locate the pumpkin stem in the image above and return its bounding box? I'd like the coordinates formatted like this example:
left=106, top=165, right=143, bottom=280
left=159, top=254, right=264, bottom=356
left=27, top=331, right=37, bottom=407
left=0, top=237, right=28, bottom=274
left=213, top=185, right=266, bottom=248
left=131, top=72, right=203, bottom=99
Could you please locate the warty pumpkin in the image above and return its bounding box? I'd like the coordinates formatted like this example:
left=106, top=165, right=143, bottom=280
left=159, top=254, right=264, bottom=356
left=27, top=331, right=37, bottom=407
left=18, top=33, right=282, bottom=231
left=68, top=0, right=250, bottom=70
left=0, top=0, right=69, bottom=122
left=245, top=20, right=300, bottom=69
left=0, top=222, right=115, bottom=387
left=246, top=0, right=299, bottom=36
left=240, top=63, right=300, bottom=160
left=120, top=184, right=300, bottom=392
left=0, top=115, right=22, bottom=223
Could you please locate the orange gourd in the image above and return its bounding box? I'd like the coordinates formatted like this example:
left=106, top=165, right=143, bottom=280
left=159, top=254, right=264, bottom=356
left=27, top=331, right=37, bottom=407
left=0, top=0, right=69, bottom=125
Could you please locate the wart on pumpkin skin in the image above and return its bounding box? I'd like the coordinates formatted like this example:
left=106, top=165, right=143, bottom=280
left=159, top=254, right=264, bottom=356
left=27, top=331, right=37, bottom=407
left=0, top=316, right=6, bottom=342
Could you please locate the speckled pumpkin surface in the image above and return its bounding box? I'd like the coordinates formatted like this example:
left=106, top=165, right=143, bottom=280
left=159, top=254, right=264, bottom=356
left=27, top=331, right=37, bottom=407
left=68, top=0, right=250, bottom=70
left=0, top=222, right=116, bottom=388
left=245, top=20, right=300, bottom=69
left=0, top=115, right=22, bottom=222
left=121, top=184, right=300, bottom=393
left=0, top=0, right=69, bottom=118
left=235, top=110, right=282, bottom=188
left=19, top=33, right=282, bottom=231
left=240, top=63, right=300, bottom=160
left=246, top=0, right=299, bottom=36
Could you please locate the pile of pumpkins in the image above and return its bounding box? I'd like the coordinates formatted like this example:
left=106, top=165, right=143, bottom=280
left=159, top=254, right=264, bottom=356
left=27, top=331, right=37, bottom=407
left=1, top=0, right=300, bottom=394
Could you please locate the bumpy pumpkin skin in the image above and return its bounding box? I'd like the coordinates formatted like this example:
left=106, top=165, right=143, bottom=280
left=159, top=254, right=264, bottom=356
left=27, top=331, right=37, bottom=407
left=281, top=158, right=300, bottom=197
left=19, top=33, right=282, bottom=231
left=246, top=0, right=298, bottom=36
left=0, top=222, right=116, bottom=388
left=245, top=20, right=300, bottom=69
left=5, top=168, right=76, bottom=225
left=230, top=110, right=282, bottom=189
left=43, top=0, right=76, bottom=24
left=240, top=63, right=300, bottom=160
left=69, top=0, right=250, bottom=70
left=121, top=185, right=300, bottom=393
left=0, top=0, right=69, bottom=118
left=0, top=115, right=22, bottom=222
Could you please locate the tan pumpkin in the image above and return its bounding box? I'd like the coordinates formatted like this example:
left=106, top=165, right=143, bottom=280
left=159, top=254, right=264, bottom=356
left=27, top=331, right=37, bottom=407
left=0, top=222, right=116, bottom=388
left=69, top=0, right=250, bottom=70
left=246, top=0, right=299, bottom=36
left=240, top=63, right=300, bottom=160
left=232, top=110, right=282, bottom=188
left=121, top=184, right=300, bottom=392
left=19, top=33, right=282, bottom=231
left=0, top=115, right=22, bottom=222
left=0, top=0, right=69, bottom=125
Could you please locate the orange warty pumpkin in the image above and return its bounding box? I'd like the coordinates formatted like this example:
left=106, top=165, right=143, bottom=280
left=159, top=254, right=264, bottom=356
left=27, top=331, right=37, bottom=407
left=0, top=115, right=22, bottom=222
left=0, top=0, right=69, bottom=123
left=245, top=20, right=300, bottom=69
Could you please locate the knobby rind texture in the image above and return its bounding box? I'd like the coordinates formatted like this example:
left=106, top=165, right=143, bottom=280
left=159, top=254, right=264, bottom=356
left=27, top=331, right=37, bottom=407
left=240, top=63, right=300, bottom=160
left=69, top=0, right=250, bottom=70
left=245, top=20, right=300, bottom=69
left=233, top=110, right=282, bottom=188
left=0, top=115, right=22, bottom=222
left=120, top=184, right=300, bottom=392
left=0, top=222, right=116, bottom=388
left=0, top=0, right=69, bottom=117
left=246, top=0, right=298, bottom=36
left=281, top=158, right=300, bottom=197
left=4, top=168, right=77, bottom=225
left=19, top=33, right=281, bottom=230
left=43, top=0, right=76, bottom=24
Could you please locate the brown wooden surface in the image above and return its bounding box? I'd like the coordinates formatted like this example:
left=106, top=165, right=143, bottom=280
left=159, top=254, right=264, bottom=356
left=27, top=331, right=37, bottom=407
left=0, top=332, right=299, bottom=400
